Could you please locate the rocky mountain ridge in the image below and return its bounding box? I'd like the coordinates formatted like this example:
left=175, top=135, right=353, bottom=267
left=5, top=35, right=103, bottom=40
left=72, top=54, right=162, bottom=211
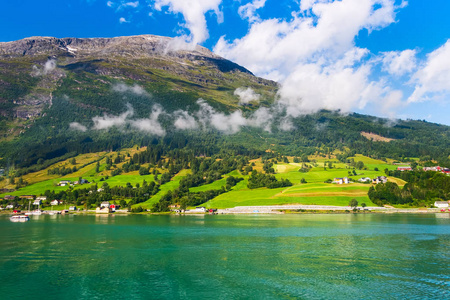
left=0, top=35, right=277, bottom=139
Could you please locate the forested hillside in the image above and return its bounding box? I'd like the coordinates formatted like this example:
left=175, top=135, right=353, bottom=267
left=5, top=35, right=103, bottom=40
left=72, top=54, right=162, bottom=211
left=0, top=35, right=449, bottom=176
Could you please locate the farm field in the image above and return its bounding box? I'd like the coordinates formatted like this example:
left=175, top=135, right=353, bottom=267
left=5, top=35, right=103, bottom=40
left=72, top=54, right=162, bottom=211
left=137, top=169, right=191, bottom=209
left=1, top=152, right=401, bottom=210
left=202, top=162, right=383, bottom=209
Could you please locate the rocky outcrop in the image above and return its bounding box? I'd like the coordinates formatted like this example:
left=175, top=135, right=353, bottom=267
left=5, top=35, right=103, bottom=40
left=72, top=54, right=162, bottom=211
left=0, top=35, right=252, bottom=74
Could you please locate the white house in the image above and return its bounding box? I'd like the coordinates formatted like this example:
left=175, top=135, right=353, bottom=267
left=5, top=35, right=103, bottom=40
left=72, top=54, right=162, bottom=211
left=33, top=199, right=42, bottom=206
left=36, top=196, right=46, bottom=201
left=372, top=176, right=388, bottom=184
left=186, top=207, right=207, bottom=213
left=50, top=200, right=60, bottom=206
left=6, top=204, right=14, bottom=209
left=358, top=177, right=372, bottom=183
left=58, top=180, right=72, bottom=186
left=333, top=177, right=349, bottom=184
left=100, top=201, right=110, bottom=208
left=96, top=206, right=110, bottom=214
left=434, top=201, right=449, bottom=208
left=69, top=206, right=77, bottom=211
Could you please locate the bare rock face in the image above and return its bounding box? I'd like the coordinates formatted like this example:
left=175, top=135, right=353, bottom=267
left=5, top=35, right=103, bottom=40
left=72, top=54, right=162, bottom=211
left=0, top=35, right=242, bottom=68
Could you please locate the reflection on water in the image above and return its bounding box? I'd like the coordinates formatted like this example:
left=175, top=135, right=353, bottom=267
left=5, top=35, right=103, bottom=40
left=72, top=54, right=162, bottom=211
left=0, top=214, right=448, bottom=299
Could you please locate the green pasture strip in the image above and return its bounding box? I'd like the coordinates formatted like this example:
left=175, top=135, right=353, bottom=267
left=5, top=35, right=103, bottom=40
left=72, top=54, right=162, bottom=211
left=189, top=170, right=244, bottom=193
left=136, top=169, right=191, bottom=209
left=283, top=184, right=370, bottom=194
left=348, top=155, right=387, bottom=165
left=189, top=178, right=227, bottom=192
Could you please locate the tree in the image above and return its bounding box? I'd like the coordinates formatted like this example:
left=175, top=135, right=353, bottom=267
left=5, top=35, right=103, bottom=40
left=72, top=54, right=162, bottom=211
left=70, top=158, right=77, bottom=165
left=349, top=198, right=358, bottom=209
left=361, top=203, right=367, bottom=208
left=300, top=178, right=307, bottom=184
left=355, top=161, right=365, bottom=170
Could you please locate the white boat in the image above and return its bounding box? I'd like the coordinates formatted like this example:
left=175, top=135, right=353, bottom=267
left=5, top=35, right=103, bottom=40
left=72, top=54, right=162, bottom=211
left=29, top=210, right=42, bottom=215
left=10, top=215, right=30, bottom=222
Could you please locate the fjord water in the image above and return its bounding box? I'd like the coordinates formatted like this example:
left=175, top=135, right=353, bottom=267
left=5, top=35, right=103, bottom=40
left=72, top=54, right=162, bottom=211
left=0, top=214, right=448, bottom=299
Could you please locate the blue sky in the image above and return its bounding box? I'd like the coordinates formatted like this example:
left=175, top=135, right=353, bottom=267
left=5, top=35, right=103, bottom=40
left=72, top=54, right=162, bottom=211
left=1, top=0, right=450, bottom=125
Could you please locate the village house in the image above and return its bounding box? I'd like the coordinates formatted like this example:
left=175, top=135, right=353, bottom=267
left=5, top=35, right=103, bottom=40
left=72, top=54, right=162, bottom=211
left=33, top=199, right=42, bottom=206
left=423, top=166, right=442, bottom=172
left=372, top=176, right=388, bottom=184
left=50, top=200, right=60, bottom=206
left=21, top=195, right=35, bottom=200
left=333, top=177, right=349, bottom=184
left=434, top=201, right=449, bottom=208
left=6, top=204, right=14, bottom=209
left=4, top=195, right=15, bottom=201
left=96, top=206, right=110, bottom=214
left=422, top=166, right=450, bottom=174
left=109, top=204, right=120, bottom=212
left=186, top=206, right=207, bottom=213
left=358, top=177, right=372, bottom=183
left=58, top=180, right=72, bottom=186
left=36, top=196, right=46, bottom=201
left=74, top=179, right=89, bottom=185
left=100, top=201, right=110, bottom=208
left=397, top=166, right=412, bottom=171
left=69, top=206, right=77, bottom=211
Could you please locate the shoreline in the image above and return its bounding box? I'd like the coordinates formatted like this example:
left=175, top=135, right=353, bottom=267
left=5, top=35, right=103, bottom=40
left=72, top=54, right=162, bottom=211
left=1, top=205, right=447, bottom=216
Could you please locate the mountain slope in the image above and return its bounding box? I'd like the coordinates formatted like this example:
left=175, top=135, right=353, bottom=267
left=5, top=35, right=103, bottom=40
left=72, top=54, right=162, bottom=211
left=0, top=35, right=277, bottom=133
left=0, top=35, right=449, bottom=171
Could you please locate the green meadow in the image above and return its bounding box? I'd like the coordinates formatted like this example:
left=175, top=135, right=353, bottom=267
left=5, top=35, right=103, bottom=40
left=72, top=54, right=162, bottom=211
left=2, top=152, right=402, bottom=209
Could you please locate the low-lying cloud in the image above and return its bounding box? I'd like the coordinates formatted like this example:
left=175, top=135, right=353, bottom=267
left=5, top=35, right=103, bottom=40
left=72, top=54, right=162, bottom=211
left=74, top=97, right=295, bottom=136
left=92, top=104, right=134, bottom=130
left=112, top=83, right=149, bottom=96
left=32, top=59, right=57, bottom=76
left=69, top=122, right=88, bottom=132
left=234, top=87, right=261, bottom=105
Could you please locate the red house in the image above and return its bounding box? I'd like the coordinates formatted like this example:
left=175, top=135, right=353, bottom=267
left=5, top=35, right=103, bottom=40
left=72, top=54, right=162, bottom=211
left=397, top=166, right=412, bottom=171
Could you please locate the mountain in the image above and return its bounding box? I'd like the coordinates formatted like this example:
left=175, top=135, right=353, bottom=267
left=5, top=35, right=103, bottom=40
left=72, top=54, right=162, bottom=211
left=0, top=34, right=276, bottom=121
left=0, top=35, right=449, bottom=171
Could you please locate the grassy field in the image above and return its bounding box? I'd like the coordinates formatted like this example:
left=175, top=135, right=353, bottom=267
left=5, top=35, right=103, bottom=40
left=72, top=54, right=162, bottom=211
left=136, top=169, right=191, bottom=209
left=2, top=152, right=401, bottom=210
left=202, top=157, right=391, bottom=208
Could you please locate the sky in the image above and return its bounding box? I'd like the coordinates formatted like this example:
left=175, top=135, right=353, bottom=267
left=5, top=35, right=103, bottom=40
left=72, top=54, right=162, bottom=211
left=1, top=0, right=450, bottom=125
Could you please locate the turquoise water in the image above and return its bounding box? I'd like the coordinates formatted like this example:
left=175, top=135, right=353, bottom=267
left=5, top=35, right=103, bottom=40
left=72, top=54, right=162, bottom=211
left=0, top=213, right=449, bottom=299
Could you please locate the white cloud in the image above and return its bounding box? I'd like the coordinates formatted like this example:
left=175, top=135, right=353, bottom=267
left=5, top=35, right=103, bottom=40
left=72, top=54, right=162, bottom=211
left=122, top=1, right=139, bottom=8
left=107, top=1, right=114, bottom=7
left=119, top=17, right=129, bottom=23
left=130, top=105, right=166, bottom=136
left=215, top=0, right=407, bottom=115
left=234, top=87, right=261, bottom=105
left=92, top=105, right=134, bottom=130
left=153, top=0, right=222, bottom=45
left=44, top=59, right=57, bottom=73
left=112, top=83, right=150, bottom=96
left=69, top=122, right=88, bottom=132
left=238, top=0, right=266, bottom=23
left=194, top=99, right=247, bottom=134
left=382, top=49, right=417, bottom=76
left=408, top=40, right=450, bottom=103
left=32, top=59, right=57, bottom=76
left=174, top=110, right=198, bottom=130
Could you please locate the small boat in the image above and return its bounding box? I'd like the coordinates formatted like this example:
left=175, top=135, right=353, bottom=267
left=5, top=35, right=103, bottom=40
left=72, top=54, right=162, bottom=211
left=29, top=210, right=42, bottom=215
left=10, top=215, right=30, bottom=222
